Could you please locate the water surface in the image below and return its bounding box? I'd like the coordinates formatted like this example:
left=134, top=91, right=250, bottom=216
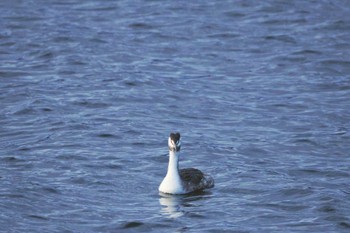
left=1, top=0, right=350, bottom=232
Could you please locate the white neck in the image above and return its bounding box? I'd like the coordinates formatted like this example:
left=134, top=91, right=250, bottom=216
left=166, top=151, right=179, bottom=177
left=159, top=150, right=185, bottom=194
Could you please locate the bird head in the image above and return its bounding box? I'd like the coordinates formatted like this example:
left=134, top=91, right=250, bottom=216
left=168, top=132, right=181, bottom=152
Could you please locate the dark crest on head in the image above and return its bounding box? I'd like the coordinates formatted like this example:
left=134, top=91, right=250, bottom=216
left=170, top=132, right=180, bottom=144
left=169, top=132, right=181, bottom=152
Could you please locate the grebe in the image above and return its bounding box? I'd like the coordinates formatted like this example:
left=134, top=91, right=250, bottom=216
left=159, top=132, right=214, bottom=194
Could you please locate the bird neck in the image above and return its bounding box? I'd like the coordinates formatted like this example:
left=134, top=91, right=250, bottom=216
left=167, top=150, right=179, bottom=177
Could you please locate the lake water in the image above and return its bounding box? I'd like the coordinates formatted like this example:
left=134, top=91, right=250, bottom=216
left=1, top=0, right=350, bottom=232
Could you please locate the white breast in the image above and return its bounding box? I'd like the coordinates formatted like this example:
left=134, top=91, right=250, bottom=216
left=159, top=174, right=185, bottom=194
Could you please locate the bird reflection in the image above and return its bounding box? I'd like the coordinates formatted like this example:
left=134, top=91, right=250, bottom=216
left=159, top=191, right=210, bottom=219
left=159, top=193, right=186, bottom=218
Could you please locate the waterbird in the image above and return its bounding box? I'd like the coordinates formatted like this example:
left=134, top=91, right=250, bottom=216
left=159, top=132, right=214, bottom=194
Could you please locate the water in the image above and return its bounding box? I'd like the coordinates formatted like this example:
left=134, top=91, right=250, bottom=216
left=1, top=0, right=350, bottom=232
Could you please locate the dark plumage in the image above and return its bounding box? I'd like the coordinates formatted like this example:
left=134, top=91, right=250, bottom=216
left=180, top=168, right=203, bottom=184
left=180, top=168, right=214, bottom=193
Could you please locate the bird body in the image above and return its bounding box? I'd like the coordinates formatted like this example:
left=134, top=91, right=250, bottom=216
left=159, top=133, right=214, bottom=195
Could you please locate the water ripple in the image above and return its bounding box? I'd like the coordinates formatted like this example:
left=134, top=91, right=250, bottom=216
left=1, top=0, right=350, bottom=232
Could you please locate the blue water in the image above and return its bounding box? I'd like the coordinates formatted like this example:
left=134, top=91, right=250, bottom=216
left=1, top=0, right=350, bottom=232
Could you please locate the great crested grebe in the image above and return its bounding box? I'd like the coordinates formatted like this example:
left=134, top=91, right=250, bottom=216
left=159, top=132, right=214, bottom=194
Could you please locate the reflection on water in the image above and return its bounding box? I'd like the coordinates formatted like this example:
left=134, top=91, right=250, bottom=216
left=159, top=193, right=186, bottom=218
left=159, top=191, right=214, bottom=219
